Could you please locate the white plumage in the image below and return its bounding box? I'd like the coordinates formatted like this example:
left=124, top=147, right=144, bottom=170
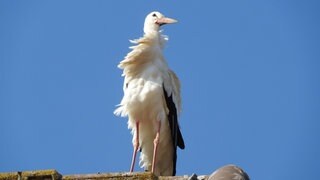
left=114, top=11, right=185, bottom=176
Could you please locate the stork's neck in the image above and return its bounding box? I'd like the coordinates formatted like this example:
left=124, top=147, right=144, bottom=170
left=144, top=31, right=168, bottom=50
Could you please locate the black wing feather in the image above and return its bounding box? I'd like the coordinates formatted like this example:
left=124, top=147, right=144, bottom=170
left=163, top=86, right=185, bottom=176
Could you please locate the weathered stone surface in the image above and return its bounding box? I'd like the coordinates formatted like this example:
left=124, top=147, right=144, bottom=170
left=158, top=174, right=207, bottom=180
left=0, top=169, right=253, bottom=180
left=0, top=169, right=62, bottom=180
left=0, top=172, right=19, bottom=180
left=63, top=172, right=157, bottom=180
left=21, top=169, right=62, bottom=180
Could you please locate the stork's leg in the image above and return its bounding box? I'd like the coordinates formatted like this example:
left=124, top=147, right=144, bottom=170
left=130, top=121, right=139, bottom=172
left=151, top=121, right=161, bottom=173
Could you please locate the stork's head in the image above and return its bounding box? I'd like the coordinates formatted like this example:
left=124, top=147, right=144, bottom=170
left=143, top=11, right=177, bottom=34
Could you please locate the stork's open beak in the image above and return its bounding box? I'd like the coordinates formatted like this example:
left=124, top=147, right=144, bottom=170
left=156, top=17, right=178, bottom=26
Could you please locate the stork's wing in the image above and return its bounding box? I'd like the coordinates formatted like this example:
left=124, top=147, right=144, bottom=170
left=163, top=87, right=185, bottom=149
left=163, top=83, right=185, bottom=176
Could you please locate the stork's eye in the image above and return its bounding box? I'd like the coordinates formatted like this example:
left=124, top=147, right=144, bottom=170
left=152, top=13, right=157, bottom=17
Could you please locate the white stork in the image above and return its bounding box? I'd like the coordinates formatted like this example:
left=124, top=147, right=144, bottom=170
left=114, top=11, right=185, bottom=176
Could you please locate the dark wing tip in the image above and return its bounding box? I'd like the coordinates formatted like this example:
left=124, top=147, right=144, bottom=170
left=177, top=127, right=185, bottom=149
left=163, top=86, right=185, bottom=176
left=162, top=86, right=185, bottom=149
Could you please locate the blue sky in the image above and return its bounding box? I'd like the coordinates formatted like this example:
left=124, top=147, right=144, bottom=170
left=1, top=1, right=319, bottom=179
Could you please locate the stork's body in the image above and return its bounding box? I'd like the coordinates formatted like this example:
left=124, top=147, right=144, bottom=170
left=114, top=12, right=184, bottom=176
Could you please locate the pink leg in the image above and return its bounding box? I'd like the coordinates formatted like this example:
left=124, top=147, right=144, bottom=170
left=130, top=121, right=139, bottom=172
left=151, top=121, right=161, bottom=173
